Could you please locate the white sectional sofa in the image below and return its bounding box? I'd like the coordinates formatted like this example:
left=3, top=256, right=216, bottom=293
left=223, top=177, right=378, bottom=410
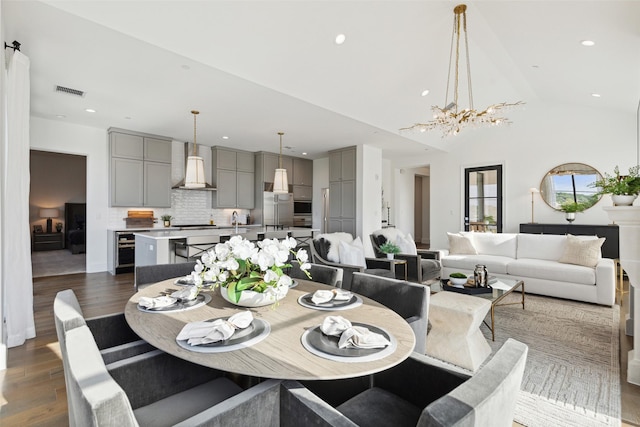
left=439, top=232, right=615, bottom=306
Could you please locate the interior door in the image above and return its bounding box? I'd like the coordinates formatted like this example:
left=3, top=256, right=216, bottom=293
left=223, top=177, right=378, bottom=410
left=464, top=165, right=503, bottom=233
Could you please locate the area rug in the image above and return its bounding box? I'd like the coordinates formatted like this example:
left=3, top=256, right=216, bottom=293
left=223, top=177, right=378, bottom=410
left=483, top=293, right=621, bottom=427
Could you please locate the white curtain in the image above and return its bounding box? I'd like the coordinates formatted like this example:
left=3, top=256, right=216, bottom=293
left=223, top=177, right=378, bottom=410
left=3, top=51, right=35, bottom=347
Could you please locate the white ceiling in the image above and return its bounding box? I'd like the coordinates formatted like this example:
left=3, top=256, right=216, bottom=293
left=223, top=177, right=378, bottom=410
left=4, top=1, right=639, bottom=165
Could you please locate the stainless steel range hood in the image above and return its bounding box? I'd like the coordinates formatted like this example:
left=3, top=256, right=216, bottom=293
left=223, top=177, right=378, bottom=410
left=171, top=141, right=216, bottom=190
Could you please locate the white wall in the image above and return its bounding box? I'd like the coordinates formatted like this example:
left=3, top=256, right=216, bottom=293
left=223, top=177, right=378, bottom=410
left=30, top=117, right=109, bottom=272
left=414, top=103, right=637, bottom=249
left=358, top=145, right=382, bottom=257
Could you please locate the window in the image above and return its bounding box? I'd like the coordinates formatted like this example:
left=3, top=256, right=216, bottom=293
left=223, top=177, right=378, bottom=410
left=464, top=165, right=502, bottom=233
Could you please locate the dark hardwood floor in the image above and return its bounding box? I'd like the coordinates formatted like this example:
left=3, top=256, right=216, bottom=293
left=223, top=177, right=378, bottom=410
left=1, top=271, right=638, bottom=426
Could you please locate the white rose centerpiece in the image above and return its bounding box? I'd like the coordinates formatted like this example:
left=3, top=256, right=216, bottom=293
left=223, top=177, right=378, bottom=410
left=189, top=235, right=311, bottom=307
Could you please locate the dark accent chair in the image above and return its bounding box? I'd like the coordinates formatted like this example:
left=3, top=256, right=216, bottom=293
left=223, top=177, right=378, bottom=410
left=370, top=232, right=441, bottom=283
left=306, top=339, right=528, bottom=427
left=289, top=260, right=344, bottom=288
left=63, top=325, right=357, bottom=426
left=134, top=261, right=197, bottom=291
left=309, top=236, right=395, bottom=291
left=351, top=272, right=429, bottom=353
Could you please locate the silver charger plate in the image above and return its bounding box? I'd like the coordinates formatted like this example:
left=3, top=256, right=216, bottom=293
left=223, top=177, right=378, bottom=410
left=301, top=322, right=397, bottom=362
left=174, top=278, right=215, bottom=287
left=176, top=317, right=270, bottom=353
left=137, top=293, right=212, bottom=313
left=297, top=293, right=363, bottom=311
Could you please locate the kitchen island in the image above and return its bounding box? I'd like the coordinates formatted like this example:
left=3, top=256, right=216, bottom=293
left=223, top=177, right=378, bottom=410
left=134, top=227, right=318, bottom=267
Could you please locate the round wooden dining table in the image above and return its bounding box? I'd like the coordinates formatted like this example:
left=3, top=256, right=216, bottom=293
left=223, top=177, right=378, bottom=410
left=124, top=279, right=415, bottom=381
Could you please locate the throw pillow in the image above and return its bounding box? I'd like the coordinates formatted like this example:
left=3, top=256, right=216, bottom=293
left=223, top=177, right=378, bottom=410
left=447, top=232, right=477, bottom=255
left=396, top=233, right=418, bottom=255
left=558, top=234, right=605, bottom=268
left=339, top=237, right=367, bottom=268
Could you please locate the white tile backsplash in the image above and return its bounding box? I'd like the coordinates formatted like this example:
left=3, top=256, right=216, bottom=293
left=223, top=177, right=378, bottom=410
left=108, top=189, right=251, bottom=228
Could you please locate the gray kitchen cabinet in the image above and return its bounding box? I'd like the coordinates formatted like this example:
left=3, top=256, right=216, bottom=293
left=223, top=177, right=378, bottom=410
left=111, top=132, right=143, bottom=159
left=215, top=148, right=237, bottom=170
left=293, top=185, right=312, bottom=200
left=214, top=169, right=238, bottom=207
left=143, top=137, right=172, bottom=163
left=236, top=151, right=255, bottom=172
left=328, top=146, right=357, bottom=235
left=293, top=157, right=313, bottom=186
left=236, top=171, right=255, bottom=209
left=212, top=146, right=255, bottom=209
left=111, top=157, right=144, bottom=206
left=143, top=161, right=172, bottom=207
left=109, top=128, right=172, bottom=207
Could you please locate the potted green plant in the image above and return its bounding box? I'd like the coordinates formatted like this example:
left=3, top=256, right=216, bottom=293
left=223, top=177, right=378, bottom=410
left=161, top=215, right=173, bottom=227
left=379, top=241, right=401, bottom=259
left=483, top=215, right=495, bottom=224
left=559, top=201, right=586, bottom=223
left=591, top=165, right=640, bottom=206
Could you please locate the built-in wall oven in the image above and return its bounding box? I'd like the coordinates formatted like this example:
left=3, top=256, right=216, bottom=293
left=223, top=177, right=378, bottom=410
left=115, top=232, right=135, bottom=274
left=293, top=201, right=312, bottom=228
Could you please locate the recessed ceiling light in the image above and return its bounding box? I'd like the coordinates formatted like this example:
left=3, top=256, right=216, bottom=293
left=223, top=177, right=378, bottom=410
left=531, top=65, right=539, bottom=68
left=85, top=108, right=96, bottom=113
left=421, top=89, right=430, bottom=96
left=222, top=136, right=229, bottom=140
left=181, top=64, right=191, bottom=70
left=302, top=152, right=308, bottom=156
left=581, top=40, right=595, bottom=46
left=591, top=93, right=601, bottom=98
left=55, top=114, right=66, bottom=118
left=124, top=116, right=132, bottom=120
left=335, top=34, right=346, bottom=45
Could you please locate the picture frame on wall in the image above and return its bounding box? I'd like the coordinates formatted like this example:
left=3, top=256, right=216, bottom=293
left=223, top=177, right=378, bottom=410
left=33, top=225, right=43, bottom=233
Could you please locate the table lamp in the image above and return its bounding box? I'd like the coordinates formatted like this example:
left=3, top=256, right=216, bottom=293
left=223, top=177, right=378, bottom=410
left=529, top=188, right=539, bottom=223
left=39, top=208, right=59, bottom=233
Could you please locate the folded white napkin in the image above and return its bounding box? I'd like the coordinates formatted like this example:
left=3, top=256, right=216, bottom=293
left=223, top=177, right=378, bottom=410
left=311, top=289, right=353, bottom=305
left=338, top=326, right=391, bottom=349
left=311, top=290, right=335, bottom=304
left=171, top=286, right=198, bottom=301
left=176, top=311, right=253, bottom=346
left=332, top=289, right=353, bottom=301
left=138, top=296, right=176, bottom=309
left=320, top=315, right=390, bottom=349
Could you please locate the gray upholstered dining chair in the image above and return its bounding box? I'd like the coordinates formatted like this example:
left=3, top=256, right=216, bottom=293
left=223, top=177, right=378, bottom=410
left=54, top=289, right=154, bottom=365
left=63, top=325, right=357, bottom=427
left=289, top=260, right=344, bottom=288
left=307, top=339, right=528, bottom=427
left=350, top=272, right=429, bottom=353
left=134, top=261, right=197, bottom=291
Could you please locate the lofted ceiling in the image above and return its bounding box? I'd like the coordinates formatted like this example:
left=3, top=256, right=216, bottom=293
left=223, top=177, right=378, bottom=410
left=3, top=1, right=639, bottom=165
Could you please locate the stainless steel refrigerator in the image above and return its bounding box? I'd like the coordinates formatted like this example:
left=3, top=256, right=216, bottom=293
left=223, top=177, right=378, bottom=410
left=263, top=192, right=294, bottom=227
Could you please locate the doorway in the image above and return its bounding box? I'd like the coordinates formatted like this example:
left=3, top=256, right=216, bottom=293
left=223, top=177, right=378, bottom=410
left=414, top=172, right=431, bottom=247
left=464, top=165, right=503, bottom=233
left=29, top=150, right=87, bottom=277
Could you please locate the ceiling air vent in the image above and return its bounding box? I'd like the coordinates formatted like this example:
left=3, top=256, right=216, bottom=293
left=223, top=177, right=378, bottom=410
left=55, top=85, right=85, bottom=97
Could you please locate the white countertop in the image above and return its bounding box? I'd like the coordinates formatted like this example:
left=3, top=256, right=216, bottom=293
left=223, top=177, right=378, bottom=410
left=134, top=227, right=318, bottom=240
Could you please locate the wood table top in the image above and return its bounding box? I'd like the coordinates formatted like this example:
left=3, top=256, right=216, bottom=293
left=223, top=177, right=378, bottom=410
left=124, top=279, right=415, bottom=380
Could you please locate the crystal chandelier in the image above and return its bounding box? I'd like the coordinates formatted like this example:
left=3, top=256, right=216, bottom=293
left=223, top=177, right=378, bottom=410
left=401, top=4, right=524, bottom=137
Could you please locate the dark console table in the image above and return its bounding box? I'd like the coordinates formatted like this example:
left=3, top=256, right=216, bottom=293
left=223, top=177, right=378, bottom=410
left=33, top=232, right=64, bottom=251
left=519, top=223, right=619, bottom=259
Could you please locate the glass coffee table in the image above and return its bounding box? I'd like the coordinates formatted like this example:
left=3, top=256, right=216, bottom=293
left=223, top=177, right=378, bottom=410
left=433, top=278, right=525, bottom=341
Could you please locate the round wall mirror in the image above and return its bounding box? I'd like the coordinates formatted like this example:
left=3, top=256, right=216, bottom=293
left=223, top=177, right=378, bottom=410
left=539, top=163, right=603, bottom=211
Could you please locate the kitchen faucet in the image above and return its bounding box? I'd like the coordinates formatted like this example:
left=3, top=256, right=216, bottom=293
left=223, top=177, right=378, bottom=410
left=232, top=211, right=238, bottom=233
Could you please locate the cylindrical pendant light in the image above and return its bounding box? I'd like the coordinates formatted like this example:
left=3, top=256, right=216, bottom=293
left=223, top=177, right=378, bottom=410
left=184, top=110, right=205, bottom=188
left=273, top=132, right=289, bottom=194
